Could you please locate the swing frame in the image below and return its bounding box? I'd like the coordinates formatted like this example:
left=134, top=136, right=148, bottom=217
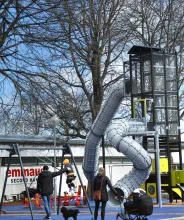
left=0, top=143, right=93, bottom=220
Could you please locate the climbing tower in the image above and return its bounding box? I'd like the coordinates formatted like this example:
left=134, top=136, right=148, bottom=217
left=124, top=45, right=182, bottom=202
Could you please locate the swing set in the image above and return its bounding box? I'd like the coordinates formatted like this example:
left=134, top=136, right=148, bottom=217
left=0, top=143, right=93, bottom=220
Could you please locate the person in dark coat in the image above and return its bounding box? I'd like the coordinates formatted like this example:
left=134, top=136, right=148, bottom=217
left=93, top=167, right=121, bottom=220
left=37, top=165, right=64, bottom=220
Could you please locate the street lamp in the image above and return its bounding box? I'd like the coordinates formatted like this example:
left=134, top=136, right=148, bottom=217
left=50, top=115, right=60, bottom=213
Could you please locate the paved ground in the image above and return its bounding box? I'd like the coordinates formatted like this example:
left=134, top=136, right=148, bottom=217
left=1, top=201, right=184, bottom=219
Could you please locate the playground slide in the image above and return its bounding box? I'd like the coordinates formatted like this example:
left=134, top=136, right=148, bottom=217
left=83, top=82, right=152, bottom=207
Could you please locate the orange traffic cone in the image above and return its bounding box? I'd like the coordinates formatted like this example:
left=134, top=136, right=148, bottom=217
left=35, top=193, right=41, bottom=208
left=24, top=197, right=29, bottom=207
left=75, top=192, right=80, bottom=207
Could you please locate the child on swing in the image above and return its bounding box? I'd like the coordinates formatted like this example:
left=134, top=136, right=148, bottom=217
left=63, top=159, right=77, bottom=193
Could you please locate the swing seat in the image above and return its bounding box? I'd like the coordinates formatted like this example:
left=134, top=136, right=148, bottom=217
left=67, top=175, right=76, bottom=181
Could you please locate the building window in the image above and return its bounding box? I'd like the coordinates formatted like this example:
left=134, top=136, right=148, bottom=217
left=5, top=157, right=37, bottom=165
left=110, top=157, right=123, bottom=164
left=38, top=157, right=53, bottom=165
left=99, top=157, right=110, bottom=163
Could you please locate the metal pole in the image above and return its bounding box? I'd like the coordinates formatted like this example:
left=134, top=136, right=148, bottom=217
left=57, top=152, right=64, bottom=215
left=15, top=144, right=34, bottom=219
left=155, top=126, right=162, bottom=208
left=54, top=123, right=57, bottom=213
left=102, top=136, right=105, bottom=169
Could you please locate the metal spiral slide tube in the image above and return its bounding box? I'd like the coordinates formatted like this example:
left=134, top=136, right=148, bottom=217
left=106, top=119, right=152, bottom=206
left=83, top=83, right=126, bottom=179
left=83, top=82, right=152, bottom=207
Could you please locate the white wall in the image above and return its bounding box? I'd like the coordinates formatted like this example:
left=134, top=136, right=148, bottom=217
left=0, top=163, right=134, bottom=199
left=1, top=141, right=182, bottom=200
left=0, top=165, right=88, bottom=198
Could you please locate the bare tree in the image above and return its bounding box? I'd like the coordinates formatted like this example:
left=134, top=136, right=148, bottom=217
left=2, top=0, right=184, bottom=137
left=0, top=0, right=53, bottom=133
left=123, top=0, right=184, bottom=122
left=1, top=0, right=132, bottom=136
left=26, top=0, right=130, bottom=117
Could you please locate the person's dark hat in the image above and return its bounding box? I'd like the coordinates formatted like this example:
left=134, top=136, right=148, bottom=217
left=43, top=165, right=49, bottom=170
